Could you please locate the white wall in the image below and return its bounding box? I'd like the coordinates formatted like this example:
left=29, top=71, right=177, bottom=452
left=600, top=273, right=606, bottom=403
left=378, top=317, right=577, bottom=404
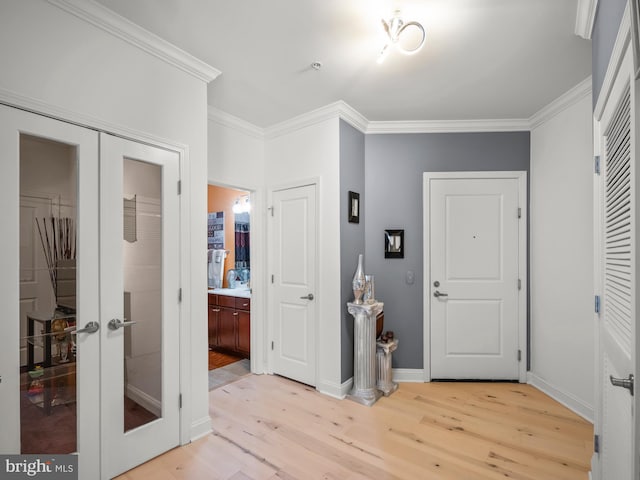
left=265, top=118, right=343, bottom=395
left=208, top=110, right=265, bottom=189
left=0, top=0, right=213, bottom=441
left=530, top=92, right=594, bottom=421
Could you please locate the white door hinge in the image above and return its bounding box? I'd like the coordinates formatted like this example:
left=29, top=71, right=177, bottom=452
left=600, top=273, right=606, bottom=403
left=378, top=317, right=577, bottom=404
left=268, top=206, right=274, bottom=217
left=177, top=180, right=181, bottom=195
left=595, top=295, right=601, bottom=314
left=271, top=274, right=275, bottom=284
left=517, top=350, right=522, bottom=362
left=594, top=155, right=601, bottom=175
left=178, top=288, right=182, bottom=302
left=517, top=278, right=522, bottom=290
left=517, top=207, right=522, bottom=219
left=271, top=341, right=274, bottom=350
left=179, top=393, right=182, bottom=409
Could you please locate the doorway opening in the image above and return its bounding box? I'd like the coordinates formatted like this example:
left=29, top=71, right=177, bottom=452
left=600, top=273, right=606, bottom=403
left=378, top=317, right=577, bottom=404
left=207, top=184, right=252, bottom=390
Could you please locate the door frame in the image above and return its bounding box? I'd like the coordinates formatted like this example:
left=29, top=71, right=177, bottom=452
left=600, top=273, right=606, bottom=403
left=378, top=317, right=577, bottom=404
left=266, top=178, right=319, bottom=385
left=422, top=171, right=528, bottom=382
left=0, top=98, right=192, bottom=462
left=206, top=180, right=265, bottom=376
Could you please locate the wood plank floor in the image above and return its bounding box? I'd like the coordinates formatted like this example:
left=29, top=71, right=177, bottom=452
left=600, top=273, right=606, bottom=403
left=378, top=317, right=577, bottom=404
left=116, top=374, right=593, bottom=480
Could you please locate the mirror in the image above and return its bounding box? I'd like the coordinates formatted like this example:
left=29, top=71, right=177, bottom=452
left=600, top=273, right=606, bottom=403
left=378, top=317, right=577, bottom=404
left=207, top=185, right=250, bottom=288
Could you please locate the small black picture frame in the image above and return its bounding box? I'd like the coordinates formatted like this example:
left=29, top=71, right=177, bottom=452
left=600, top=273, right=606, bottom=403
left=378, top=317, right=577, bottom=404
left=385, top=229, right=404, bottom=258
left=348, top=191, right=360, bottom=223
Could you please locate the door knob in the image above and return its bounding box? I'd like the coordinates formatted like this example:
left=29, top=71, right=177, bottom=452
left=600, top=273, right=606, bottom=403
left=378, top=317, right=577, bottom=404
left=68, top=321, right=100, bottom=335
left=107, top=318, right=138, bottom=331
left=610, top=374, right=634, bottom=396
left=300, top=293, right=315, bottom=300
left=433, top=290, right=448, bottom=298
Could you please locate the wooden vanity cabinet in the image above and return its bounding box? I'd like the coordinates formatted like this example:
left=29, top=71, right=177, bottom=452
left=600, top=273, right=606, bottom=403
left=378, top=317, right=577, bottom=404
left=207, top=294, right=220, bottom=349
left=236, top=297, right=251, bottom=356
left=208, top=293, right=250, bottom=358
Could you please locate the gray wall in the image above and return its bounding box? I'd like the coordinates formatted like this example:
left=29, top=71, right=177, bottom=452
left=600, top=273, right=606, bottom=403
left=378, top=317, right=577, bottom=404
left=339, top=120, right=366, bottom=382
left=592, top=0, right=627, bottom=106
left=364, top=132, right=530, bottom=369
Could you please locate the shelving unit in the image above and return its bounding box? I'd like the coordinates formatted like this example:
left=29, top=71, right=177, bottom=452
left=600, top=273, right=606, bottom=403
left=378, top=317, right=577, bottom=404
left=22, top=362, right=76, bottom=415
left=24, top=311, right=77, bottom=415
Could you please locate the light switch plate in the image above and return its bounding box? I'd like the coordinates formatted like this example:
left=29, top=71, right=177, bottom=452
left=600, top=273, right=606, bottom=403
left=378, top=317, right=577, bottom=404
left=406, top=270, right=415, bottom=284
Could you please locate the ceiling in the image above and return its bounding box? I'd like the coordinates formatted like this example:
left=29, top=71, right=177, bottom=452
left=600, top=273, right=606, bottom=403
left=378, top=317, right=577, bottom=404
left=94, top=0, right=592, bottom=128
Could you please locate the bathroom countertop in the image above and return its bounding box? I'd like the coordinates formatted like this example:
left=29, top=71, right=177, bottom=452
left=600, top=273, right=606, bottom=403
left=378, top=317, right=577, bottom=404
left=208, top=287, right=251, bottom=298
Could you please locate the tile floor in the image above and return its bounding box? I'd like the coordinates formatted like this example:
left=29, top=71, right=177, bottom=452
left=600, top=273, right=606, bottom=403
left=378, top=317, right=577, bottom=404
left=207, top=359, right=251, bottom=390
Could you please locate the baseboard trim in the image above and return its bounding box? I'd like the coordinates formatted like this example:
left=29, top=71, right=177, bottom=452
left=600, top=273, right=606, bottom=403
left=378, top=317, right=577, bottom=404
left=190, top=416, right=213, bottom=443
left=340, top=378, right=354, bottom=398
left=317, top=377, right=353, bottom=399
left=527, top=372, right=594, bottom=423
left=393, top=368, right=425, bottom=383
left=126, top=384, right=161, bottom=417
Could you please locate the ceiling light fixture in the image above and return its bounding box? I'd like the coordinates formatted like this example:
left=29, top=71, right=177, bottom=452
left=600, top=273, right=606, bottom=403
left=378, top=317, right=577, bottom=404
left=232, top=196, right=251, bottom=214
left=377, top=9, right=426, bottom=64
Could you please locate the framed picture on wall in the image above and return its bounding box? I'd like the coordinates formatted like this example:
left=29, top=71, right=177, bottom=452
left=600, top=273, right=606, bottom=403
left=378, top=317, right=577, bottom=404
left=348, top=191, right=360, bottom=223
left=385, top=229, right=404, bottom=258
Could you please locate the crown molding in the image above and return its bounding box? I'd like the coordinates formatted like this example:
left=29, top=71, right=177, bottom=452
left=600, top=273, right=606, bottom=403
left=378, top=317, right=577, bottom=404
left=212, top=76, right=592, bottom=138
left=529, top=76, right=592, bottom=129
left=575, top=0, right=599, bottom=39
left=47, top=0, right=221, bottom=83
left=264, top=101, right=368, bottom=139
left=208, top=106, right=264, bottom=139
left=594, top=2, right=631, bottom=121
left=335, top=101, right=369, bottom=133
left=366, top=118, right=530, bottom=134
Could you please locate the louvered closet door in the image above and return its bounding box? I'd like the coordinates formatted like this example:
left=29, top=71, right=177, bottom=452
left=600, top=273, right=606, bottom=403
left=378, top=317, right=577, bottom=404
left=599, top=46, right=635, bottom=480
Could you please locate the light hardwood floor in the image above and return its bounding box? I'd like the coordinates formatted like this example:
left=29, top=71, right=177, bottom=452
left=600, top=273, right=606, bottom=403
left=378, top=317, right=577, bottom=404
left=116, top=374, right=593, bottom=480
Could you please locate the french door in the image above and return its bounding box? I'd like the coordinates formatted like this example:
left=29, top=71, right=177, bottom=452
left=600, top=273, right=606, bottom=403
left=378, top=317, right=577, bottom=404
left=100, top=134, right=181, bottom=478
left=0, top=105, right=181, bottom=479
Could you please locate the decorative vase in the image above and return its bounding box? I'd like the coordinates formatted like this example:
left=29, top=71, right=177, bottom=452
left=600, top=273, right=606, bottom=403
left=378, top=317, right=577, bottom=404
left=352, top=254, right=366, bottom=304
left=364, top=275, right=375, bottom=304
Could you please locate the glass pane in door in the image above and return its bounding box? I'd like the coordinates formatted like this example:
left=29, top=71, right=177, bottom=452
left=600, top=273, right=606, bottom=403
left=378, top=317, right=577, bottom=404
left=122, top=158, right=162, bottom=432
left=19, top=134, right=78, bottom=453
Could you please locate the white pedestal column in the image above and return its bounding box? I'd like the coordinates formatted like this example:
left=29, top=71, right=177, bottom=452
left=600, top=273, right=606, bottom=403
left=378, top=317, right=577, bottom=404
left=376, top=338, right=398, bottom=396
left=347, top=301, right=384, bottom=406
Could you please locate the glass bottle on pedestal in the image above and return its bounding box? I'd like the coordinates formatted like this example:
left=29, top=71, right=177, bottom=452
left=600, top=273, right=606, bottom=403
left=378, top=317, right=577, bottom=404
left=352, top=254, right=366, bottom=304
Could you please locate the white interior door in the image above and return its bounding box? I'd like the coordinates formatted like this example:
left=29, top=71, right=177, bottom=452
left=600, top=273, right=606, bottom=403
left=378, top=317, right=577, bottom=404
left=271, top=184, right=317, bottom=386
left=425, top=172, right=526, bottom=380
left=594, top=44, right=636, bottom=480
left=100, top=134, right=181, bottom=479
left=0, top=104, right=101, bottom=477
